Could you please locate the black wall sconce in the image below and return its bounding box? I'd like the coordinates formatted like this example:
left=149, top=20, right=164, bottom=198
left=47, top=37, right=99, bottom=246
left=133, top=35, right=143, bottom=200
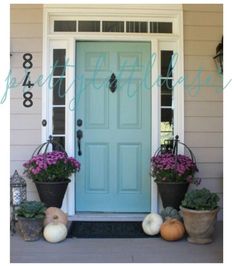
left=213, top=37, right=223, bottom=74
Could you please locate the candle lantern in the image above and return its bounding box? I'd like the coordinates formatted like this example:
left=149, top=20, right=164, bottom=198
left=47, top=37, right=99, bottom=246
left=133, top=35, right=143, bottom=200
left=10, top=170, right=27, bottom=234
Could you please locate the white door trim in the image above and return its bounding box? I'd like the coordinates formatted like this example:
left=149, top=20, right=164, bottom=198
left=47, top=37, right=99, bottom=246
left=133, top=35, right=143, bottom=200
left=42, top=5, right=184, bottom=217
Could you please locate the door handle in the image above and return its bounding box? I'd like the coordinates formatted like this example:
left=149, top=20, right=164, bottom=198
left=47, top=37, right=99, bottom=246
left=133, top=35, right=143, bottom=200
left=77, top=130, right=83, bottom=156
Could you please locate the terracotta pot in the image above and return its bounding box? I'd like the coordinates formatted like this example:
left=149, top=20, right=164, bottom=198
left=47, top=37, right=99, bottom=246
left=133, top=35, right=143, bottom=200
left=17, top=217, right=44, bottom=241
left=35, top=180, right=71, bottom=208
left=157, top=182, right=189, bottom=210
left=180, top=206, right=219, bottom=244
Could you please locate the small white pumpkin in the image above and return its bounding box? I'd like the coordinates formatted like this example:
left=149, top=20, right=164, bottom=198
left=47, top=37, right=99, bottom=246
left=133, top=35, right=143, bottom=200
left=43, top=222, right=67, bottom=243
left=142, top=213, right=163, bottom=236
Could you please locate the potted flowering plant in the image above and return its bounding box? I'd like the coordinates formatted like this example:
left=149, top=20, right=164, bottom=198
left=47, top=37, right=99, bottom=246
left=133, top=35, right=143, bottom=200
left=150, top=136, right=199, bottom=210
left=23, top=149, right=80, bottom=208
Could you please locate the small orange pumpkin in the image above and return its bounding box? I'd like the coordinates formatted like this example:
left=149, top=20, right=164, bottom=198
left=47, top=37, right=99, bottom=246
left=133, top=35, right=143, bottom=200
left=160, top=218, right=185, bottom=241
left=44, top=207, right=68, bottom=226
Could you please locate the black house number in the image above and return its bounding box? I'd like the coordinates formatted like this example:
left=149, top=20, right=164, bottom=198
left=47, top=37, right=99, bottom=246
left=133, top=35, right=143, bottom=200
left=22, top=53, right=34, bottom=107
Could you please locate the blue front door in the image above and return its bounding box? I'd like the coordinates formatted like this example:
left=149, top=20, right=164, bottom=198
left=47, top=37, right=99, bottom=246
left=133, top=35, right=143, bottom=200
left=75, top=41, right=151, bottom=212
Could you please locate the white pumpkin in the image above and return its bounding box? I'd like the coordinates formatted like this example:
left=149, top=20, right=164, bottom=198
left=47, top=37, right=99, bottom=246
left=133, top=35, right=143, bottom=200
left=142, top=213, right=163, bottom=236
left=43, top=222, right=67, bottom=243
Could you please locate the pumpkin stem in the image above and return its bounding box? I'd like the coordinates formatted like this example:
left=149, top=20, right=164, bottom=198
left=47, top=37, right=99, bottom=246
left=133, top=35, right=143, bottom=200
left=53, top=215, right=59, bottom=220
left=165, top=216, right=172, bottom=221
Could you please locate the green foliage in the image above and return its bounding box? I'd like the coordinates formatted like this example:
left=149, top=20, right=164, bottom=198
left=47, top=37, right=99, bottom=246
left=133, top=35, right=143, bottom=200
left=16, top=201, right=46, bottom=219
left=181, top=188, right=219, bottom=210
left=160, top=206, right=182, bottom=221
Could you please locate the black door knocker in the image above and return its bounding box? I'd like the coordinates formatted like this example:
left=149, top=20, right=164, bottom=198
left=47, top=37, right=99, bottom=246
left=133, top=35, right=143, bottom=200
left=109, top=73, right=117, bottom=93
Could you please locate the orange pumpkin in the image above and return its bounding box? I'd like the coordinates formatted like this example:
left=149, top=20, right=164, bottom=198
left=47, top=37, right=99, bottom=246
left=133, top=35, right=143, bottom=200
left=160, top=218, right=185, bottom=241
left=44, top=207, right=68, bottom=226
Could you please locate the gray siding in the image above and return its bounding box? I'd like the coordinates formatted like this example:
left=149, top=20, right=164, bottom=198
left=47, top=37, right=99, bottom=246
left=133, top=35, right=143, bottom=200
left=183, top=4, right=223, bottom=219
left=10, top=4, right=43, bottom=199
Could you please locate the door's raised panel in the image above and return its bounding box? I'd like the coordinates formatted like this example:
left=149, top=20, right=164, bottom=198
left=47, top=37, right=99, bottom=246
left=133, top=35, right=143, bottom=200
left=117, top=52, right=142, bottom=71
left=85, top=52, right=109, bottom=71
left=117, top=144, right=141, bottom=193
left=84, top=79, right=109, bottom=129
left=85, top=143, right=109, bottom=193
left=117, top=79, right=141, bottom=129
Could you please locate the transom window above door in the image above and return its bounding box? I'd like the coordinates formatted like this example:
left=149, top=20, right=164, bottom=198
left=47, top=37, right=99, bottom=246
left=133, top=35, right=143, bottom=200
left=53, top=20, right=173, bottom=33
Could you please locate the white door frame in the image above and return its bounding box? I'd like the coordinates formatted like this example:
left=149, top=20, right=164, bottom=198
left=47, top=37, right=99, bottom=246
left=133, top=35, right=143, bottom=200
left=42, top=5, right=184, bottom=216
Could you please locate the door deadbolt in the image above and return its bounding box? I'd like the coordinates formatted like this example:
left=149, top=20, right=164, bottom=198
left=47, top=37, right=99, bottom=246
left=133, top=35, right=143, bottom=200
left=77, top=119, right=83, bottom=127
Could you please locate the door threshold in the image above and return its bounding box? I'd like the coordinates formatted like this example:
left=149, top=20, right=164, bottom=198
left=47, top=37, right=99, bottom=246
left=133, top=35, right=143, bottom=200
left=68, top=212, right=148, bottom=222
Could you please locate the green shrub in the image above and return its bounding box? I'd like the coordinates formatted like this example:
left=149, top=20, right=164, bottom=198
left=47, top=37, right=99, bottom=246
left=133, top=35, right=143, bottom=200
left=181, top=188, right=219, bottom=210
left=16, top=201, right=46, bottom=219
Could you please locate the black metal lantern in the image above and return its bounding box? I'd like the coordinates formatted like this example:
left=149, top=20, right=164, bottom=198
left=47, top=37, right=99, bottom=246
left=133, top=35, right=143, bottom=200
left=213, top=37, right=223, bottom=74
left=10, top=170, right=27, bottom=234
left=10, top=170, right=27, bottom=206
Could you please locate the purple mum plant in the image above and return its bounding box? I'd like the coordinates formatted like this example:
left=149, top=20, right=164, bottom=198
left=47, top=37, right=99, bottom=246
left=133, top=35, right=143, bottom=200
left=23, top=151, right=80, bottom=182
left=151, top=152, right=200, bottom=184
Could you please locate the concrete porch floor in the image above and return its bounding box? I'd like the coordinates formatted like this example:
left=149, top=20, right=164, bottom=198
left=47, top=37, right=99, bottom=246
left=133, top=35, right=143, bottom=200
left=10, top=221, right=223, bottom=263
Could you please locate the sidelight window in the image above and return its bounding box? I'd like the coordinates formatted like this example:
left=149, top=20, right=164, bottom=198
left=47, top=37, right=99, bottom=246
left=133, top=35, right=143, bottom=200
left=160, top=50, right=174, bottom=146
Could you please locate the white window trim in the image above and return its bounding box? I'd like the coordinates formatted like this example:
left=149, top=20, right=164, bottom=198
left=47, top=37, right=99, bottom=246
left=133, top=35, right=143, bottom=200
left=42, top=5, right=184, bottom=216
